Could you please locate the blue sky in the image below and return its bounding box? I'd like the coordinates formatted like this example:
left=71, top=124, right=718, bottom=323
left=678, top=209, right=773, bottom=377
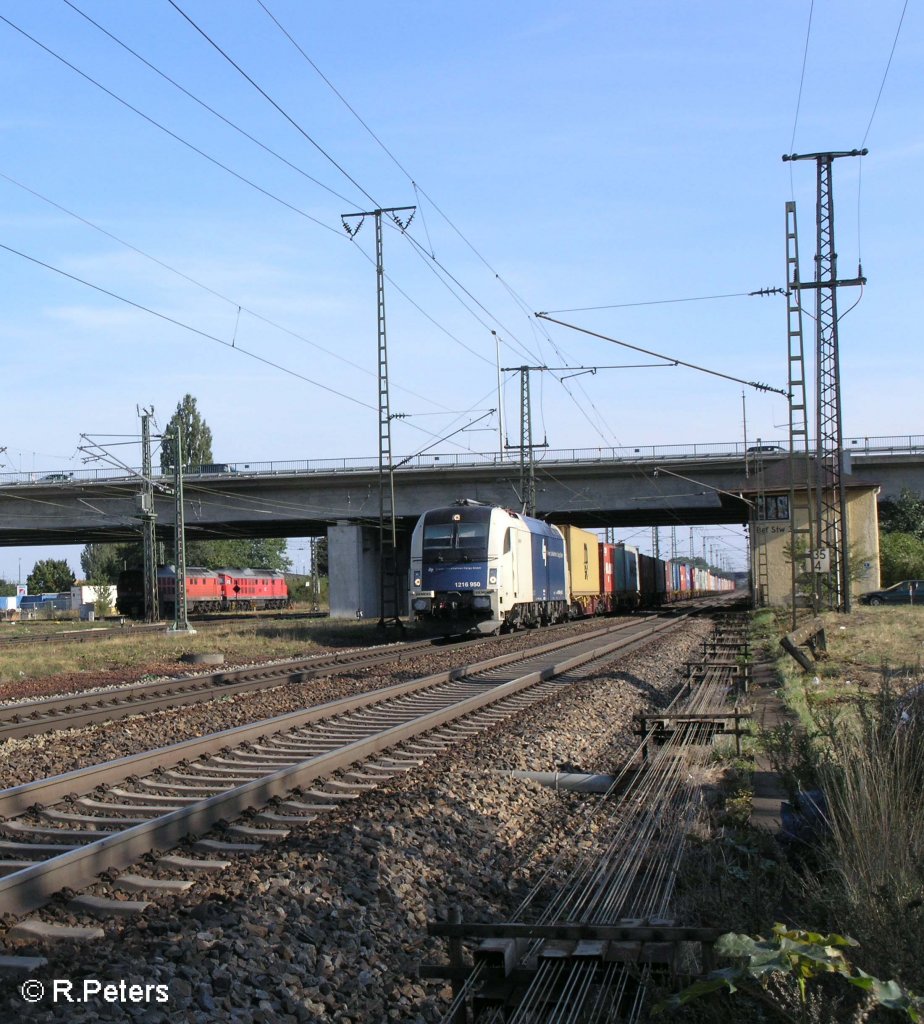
left=0, top=1, right=920, bottom=577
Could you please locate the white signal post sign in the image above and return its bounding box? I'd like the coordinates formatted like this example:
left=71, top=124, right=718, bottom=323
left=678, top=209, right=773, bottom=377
left=810, top=549, right=831, bottom=573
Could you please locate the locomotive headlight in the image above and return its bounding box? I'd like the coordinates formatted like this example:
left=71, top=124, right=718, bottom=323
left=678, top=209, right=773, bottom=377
left=413, top=577, right=422, bottom=587
left=472, top=595, right=492, bottom=609
left=488, top=573, right=497, bottom=585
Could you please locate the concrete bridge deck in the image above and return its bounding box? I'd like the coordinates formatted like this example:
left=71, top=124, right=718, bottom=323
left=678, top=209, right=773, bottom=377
left=0, top=435, right=920, bottom=547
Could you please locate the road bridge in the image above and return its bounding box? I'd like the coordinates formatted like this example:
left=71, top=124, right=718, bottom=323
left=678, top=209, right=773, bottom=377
left=0, top=435, right=920, bottom=547
left=1, top=435, right=919, bottom=616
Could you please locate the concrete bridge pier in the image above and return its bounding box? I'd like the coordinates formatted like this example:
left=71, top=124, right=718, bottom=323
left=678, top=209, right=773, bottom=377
left=327, top=522, right=380, bottom=620
left=327, top=521, right=412, bottom=622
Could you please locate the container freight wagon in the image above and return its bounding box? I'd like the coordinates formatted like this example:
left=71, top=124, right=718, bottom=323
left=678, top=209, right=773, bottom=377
left=561, top=524, right=604, bottom=616
left=409, top=500, right=736, bottom=634
left=613, top=543, right=642, bottom=610
left=637, top=552, right=666, bottom=607
left=599, top=543, right=616, bottom=612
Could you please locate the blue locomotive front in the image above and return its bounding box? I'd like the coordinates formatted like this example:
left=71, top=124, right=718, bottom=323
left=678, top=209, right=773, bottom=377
left=408, top=501, right=567, bottom=632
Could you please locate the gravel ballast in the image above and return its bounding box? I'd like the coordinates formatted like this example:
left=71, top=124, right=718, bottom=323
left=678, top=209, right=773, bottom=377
left=0, top=616, right=717, bottom=1023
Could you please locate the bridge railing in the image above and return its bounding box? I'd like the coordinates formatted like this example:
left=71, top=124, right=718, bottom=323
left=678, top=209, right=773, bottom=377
left=1, top=435, right=921, bottom=487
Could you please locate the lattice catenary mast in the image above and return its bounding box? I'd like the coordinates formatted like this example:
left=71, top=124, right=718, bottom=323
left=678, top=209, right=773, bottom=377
left=783, top=149, right=867, bottom=612
left=341, top=206, right=415, bottom=627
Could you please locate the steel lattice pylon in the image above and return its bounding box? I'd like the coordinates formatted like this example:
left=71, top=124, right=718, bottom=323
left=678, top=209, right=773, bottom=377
left=341, top=205, right=415, bottom=627
left=785, top=202, right=817, bottom=624
left=140, top=408, right=159, bottom=623
left=518, top=368, right=535, bottom=516
left=784, top=148, right=866, bottom=612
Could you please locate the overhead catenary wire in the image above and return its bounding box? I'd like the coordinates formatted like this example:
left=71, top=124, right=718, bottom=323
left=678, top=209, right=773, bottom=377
left=166, top=0, right=379, bottom=209
left=535, top=313, right=788, bottom=397
left=860, top=0, right=909, bottom=149
left=4, top=12, right=524, bottom=385
left=788, top=0, right=815, bottom=199
left=42, top=1, right=620, bottom=455
left=0, top=13, right=340, bottom=237
left=59, top=0, right=360, bottom=209
left=542, top=290, right=771, bottom=313
left=0, top=240, right=376, bottom=411
left=857, top=0, right=910, bottom=265
left=5, top=237, right=522, bottom=460
left=251, top=1, right=623, bottom=450
left=0, top=169, right=460, bottom=414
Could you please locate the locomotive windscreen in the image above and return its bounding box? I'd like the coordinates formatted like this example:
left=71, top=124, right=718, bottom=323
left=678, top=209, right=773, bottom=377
left=421, top=510, right=490, bottom=562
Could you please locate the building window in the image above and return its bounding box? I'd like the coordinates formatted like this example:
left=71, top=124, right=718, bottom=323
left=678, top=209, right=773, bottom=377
left=758, top=495, right=790, bottom=521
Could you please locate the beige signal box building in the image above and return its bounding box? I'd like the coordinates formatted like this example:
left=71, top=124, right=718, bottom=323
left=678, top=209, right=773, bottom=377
left=748, top=480, right=881, bottom=609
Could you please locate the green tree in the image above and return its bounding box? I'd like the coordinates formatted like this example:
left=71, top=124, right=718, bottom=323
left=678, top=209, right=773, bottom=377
left=0, top=579, right=17, bottom=597
left=315, top=537, right=328, bottom=576
left=27, top=558, right=75, bottom=594
left=185, top=537, right=291, bottom=571
left=879, top=489, right=924, bottom=540
left=879, top=531, right=924, bottom=586
left=80, top=542, right=143, bottom=583
left=90, top=580, right=114, bottom=617
left=160, top=394, right=214, bottom=474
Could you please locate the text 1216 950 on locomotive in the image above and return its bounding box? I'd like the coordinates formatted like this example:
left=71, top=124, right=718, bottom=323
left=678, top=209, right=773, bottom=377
left=408, top=500, right=735, bottom=633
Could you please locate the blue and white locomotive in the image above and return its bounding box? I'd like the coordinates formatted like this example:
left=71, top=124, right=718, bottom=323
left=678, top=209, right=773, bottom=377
left=408, top=500, right=568, bottom=632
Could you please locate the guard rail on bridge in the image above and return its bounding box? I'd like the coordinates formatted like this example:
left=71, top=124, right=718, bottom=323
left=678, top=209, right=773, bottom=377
left=1, top=434, right=921, bottom=487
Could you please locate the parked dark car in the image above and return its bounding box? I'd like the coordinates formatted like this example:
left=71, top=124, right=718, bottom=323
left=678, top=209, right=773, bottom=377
left=39, top=472, right=73, bottom=482
left=858, top=580, right=924, bottom=606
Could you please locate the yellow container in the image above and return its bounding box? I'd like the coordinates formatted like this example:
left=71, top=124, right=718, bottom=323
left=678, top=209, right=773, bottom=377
left=561, top=525, right=601, bottom=598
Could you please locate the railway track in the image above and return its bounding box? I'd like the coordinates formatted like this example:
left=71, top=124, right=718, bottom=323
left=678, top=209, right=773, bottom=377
left=0, top=610, right=704, bottom=924
left=0, top=637, right=455, bottom=741
left=0, top=614, right=682, bottom=740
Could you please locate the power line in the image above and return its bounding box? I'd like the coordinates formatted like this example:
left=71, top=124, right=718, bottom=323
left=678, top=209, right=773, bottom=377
left=19, top=8, right=518, bottom=385
left=60, top=0, right=359, bottom=208
left=542, top=291, right=773, bottom=314
left=1, top=237, right=506, bottom=457
left=860, top=0, right=909, bottom=147
left=857, top=0, right=910, bottom=264
left=250, top=4, right=579, bottom=393
left=175, top=1, right=614, bottom=450
left=0, top=169, right=456, bottom=414
left=0, top=240, right=377, bottom=410
left=0, top=13, right=340, bottom=236
left=535, top=313, right=789, bottom=396
left=788, top=0, right=815, bottom=190
left=253, top=0, right=542, bottom=325
left=168, top=0, right=551, bottom=377
left=166, top=0, right=378, bottom=208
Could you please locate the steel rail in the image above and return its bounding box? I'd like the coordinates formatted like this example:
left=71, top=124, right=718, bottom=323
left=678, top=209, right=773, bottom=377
left=443, top=613, right=749, bottom=1024
left=0, top=611, right=328, bottom=650
left=0, top=634, right=478, bottom=740
left=0, top=615, right=692, bottom=916
left=0, top=617, right=647, bottom=740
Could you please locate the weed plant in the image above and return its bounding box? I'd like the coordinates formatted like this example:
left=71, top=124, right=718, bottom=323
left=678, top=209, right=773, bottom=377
left=800, top=687, right=924, bottom=988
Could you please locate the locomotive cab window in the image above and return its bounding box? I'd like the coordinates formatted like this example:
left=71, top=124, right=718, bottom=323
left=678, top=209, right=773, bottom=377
left=423, top=524, right=454, bottom=551
left=422, top=520, right=488, bottom=560
left=457, top=524, right=485, bottom=550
